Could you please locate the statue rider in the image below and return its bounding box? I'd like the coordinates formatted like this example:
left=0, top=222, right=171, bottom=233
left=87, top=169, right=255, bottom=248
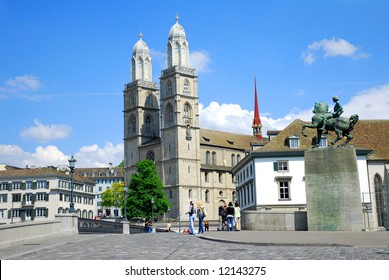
left=320, top=96, right=344, bottom=131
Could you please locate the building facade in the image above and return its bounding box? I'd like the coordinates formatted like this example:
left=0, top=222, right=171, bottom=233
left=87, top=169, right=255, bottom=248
left=233, top=119, right=389, bottom=231
left=123, top=17, right=263, bottom=220
left=75, top=163, right=124, bottom=218
left=0, top=165, right=96, bottom=225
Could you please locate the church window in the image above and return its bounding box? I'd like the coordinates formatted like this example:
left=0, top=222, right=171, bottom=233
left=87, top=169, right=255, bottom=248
left=212, top=152, right=217, bottom=165
left=129, top=115, right=136, bottom=135
left=231, top=154, right=236, bottom=166
left=146, top=151, right=154, bottom=161
left=165, top=103, right=174, bottom=127
left=145, top=115, right=152, bottom=134
left=183, top=103, right=192, bottom=124
left=145, top=92, right=152, bottom=106
left=205, top=151, right=210, bottom=165
left=166, top=80, right=173, bottom=96
left=183, top=79, right=190, bottom=95
left=188, top=189, right=192, bottom=199
left=205, top=190, right=209, bottom=203
left=169, top=190, right=173, bottom=199
left=218, top=172, right=223, bottom=183
left=205, top=172, right=209, bottom=182
left=237, top=154, right=241, bottom=163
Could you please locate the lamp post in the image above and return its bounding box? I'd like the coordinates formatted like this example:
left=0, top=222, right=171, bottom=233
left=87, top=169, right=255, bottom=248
left=151, top=197, right=154, bottom=224
left=68, top=155, right=77, bottom=213
left=123, top=185, right=128, bottom=222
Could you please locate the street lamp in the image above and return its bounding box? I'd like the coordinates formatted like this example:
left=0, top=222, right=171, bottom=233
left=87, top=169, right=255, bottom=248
left=123, top=185, right=128, bottom=222
left=151, top=197, right=154, bottom=224
left=68, top=155, right=77, bottom=213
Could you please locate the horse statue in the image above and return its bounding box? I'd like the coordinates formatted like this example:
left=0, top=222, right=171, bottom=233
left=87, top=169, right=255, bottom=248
left=301, top=101, right=359, bottom=147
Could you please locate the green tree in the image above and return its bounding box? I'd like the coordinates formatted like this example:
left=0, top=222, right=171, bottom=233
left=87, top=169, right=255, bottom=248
left=126, top=160, right=171, bottom=220
left=101, top=182, right=124, bottom=216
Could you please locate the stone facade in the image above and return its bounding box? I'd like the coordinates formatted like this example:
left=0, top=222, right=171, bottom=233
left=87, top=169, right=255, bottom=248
left=123, top=17, right=260, bottom=220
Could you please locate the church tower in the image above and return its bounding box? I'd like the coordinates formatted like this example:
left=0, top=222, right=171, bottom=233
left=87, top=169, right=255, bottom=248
left=123, top=33, right=160, bottom=180
left=160, top=16, right=201, bottom=217
left=252, top=76, right=263, bottom=140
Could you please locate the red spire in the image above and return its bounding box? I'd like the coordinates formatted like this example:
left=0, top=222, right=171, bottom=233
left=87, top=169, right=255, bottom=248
left=252, top=76, right=263, bottom=140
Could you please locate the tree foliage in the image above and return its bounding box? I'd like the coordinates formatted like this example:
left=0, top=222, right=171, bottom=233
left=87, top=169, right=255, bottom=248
left=101, top=181, right=124, bottom=209
left=125, top=160, right=171, bottom=220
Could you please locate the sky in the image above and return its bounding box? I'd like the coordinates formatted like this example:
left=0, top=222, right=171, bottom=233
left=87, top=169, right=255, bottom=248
left=1, top=0, right=388, bottom=168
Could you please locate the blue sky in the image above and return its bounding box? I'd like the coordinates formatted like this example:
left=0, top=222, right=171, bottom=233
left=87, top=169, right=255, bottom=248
left=1, top=0, right=388, bottom=168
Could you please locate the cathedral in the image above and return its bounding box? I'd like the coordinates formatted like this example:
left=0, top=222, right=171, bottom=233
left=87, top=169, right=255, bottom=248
left=123, top=16, right=264, bottom=220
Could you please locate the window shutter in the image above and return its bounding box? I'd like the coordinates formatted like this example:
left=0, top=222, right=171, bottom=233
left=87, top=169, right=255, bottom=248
left=32, top=209, right=36, bottom=219
left=4, top=194, right=7, bottom=203
left=8, top=210, right=11, bottom=219
left=22, top=182, right=26, bottom=190
left=45, top=208, right=49, bottom=217
left=273, top=162, right=278, bottom=171
left=7, top=183, right=11, bottom=191
left=46, top=181, right=49, bottom=189
left=45, top=193, right=49, bottom=201
left=33, top=182, right=37, bottom=189
left=32, top=194, right=37, bottom=203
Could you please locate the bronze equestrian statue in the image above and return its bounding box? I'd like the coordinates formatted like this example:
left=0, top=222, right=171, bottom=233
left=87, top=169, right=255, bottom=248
left=301, top=98, right=358, bottom=147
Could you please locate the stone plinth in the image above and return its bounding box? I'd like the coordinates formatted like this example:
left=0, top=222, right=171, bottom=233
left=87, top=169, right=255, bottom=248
left=305, top=146, right=363, bottom=231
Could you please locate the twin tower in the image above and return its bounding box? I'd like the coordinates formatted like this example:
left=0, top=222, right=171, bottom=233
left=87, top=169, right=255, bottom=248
left=123, top=16, right=202, bottom=217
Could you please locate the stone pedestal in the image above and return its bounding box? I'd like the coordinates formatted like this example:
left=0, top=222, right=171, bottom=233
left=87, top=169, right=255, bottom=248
left=305, top=146, right=363, bottom=231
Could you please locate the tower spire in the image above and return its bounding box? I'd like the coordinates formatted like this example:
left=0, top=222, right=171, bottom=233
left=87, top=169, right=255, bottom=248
left=252, top=76, right=263, bottom=140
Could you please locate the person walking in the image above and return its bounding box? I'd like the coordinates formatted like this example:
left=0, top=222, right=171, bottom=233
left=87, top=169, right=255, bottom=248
left=226, top=201, right=235, bottom=231
left=196, top=200, right=206, bottom=234
left=186, top=201, right=196, bottom=235
left=234, top=201, right=241, bottom=231
left=218, top=205, right=226, bottom=231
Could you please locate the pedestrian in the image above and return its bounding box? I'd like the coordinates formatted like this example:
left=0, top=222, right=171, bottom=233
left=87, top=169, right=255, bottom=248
left=234, top=201, right=241, bottom=231
left=226, top=201, right=235, bottom=231
left=185, top=201, right=196, bottom=235
left=196, top=200, right=206, bottom=234
left=145, top=218, right=153, bottom=233
left=218, top=205, right=226, bottom=231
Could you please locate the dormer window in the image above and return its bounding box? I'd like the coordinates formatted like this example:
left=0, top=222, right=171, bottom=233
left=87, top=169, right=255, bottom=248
left=288, top=135, right=300, bottom=148
left=202, top=137, right=210, bottom=142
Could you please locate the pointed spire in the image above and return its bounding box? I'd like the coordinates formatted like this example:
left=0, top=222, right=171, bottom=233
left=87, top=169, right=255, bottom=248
left=252, top=76, right=263, bottom=140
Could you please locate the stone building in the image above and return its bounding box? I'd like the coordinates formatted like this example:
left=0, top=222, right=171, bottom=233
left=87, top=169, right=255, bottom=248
left=123, top=16, right=264, bottom=220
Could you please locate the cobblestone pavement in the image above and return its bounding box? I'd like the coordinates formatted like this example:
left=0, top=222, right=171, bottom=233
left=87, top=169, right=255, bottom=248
left=2, top=232, right=389, bottom=260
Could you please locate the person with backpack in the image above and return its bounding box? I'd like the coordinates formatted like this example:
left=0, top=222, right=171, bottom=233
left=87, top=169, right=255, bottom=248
left=218, top=205, right=226, bottom=231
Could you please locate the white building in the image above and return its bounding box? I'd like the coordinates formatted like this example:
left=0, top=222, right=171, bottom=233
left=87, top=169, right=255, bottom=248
left=0, top=165, right=96, bottom=225
left=233, top=119, right=389, bottom=231
left=75, top=163, right=124, bottom=218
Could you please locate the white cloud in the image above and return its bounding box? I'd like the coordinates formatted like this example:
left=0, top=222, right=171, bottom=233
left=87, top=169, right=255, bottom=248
left=0, top=142, right=124, bottom=168
left=75, top=142, right=124, bottom=167
left=190, top=50, right=211, bottom=72
left=302, top=38, right=369, bottom=64
left=5, top=74, right=42, bottom=91
left=343, top=84, right=389, bottom=119
left=199, top=84, right=389, bottom=136
left=20, top=119, right=72, bottom=143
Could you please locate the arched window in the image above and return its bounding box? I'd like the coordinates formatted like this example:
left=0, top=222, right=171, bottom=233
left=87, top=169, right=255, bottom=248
left=165, top=103, right=174, bottom=127
left=183, top=103, right=192, bottom=124
left=205, top=151, right=210, bottom=165
left=166, top=80, right=173, bottom=96
left=145, top=115, right=152, bottom=134
left=374, top=174, right=385, bottom=227
left=212, top=152, right=217, bottom=165
left=183, top=79, right=190, bottom=95
left=145, top=92, right=152, bottom=106
left=188, top=189, right=192, bottom=199
left=231, top=154, right=236, bottom=167
left=205, top=190, right=209, bottom=203
left=237, top=154, right=241, bottom=163
left=147, top=151, right=155, bottom=161
left=129, top=114, right=136, bottom=135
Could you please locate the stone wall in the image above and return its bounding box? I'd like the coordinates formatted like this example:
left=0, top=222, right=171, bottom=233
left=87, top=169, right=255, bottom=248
left=241, top=210, right=307, bottom=231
